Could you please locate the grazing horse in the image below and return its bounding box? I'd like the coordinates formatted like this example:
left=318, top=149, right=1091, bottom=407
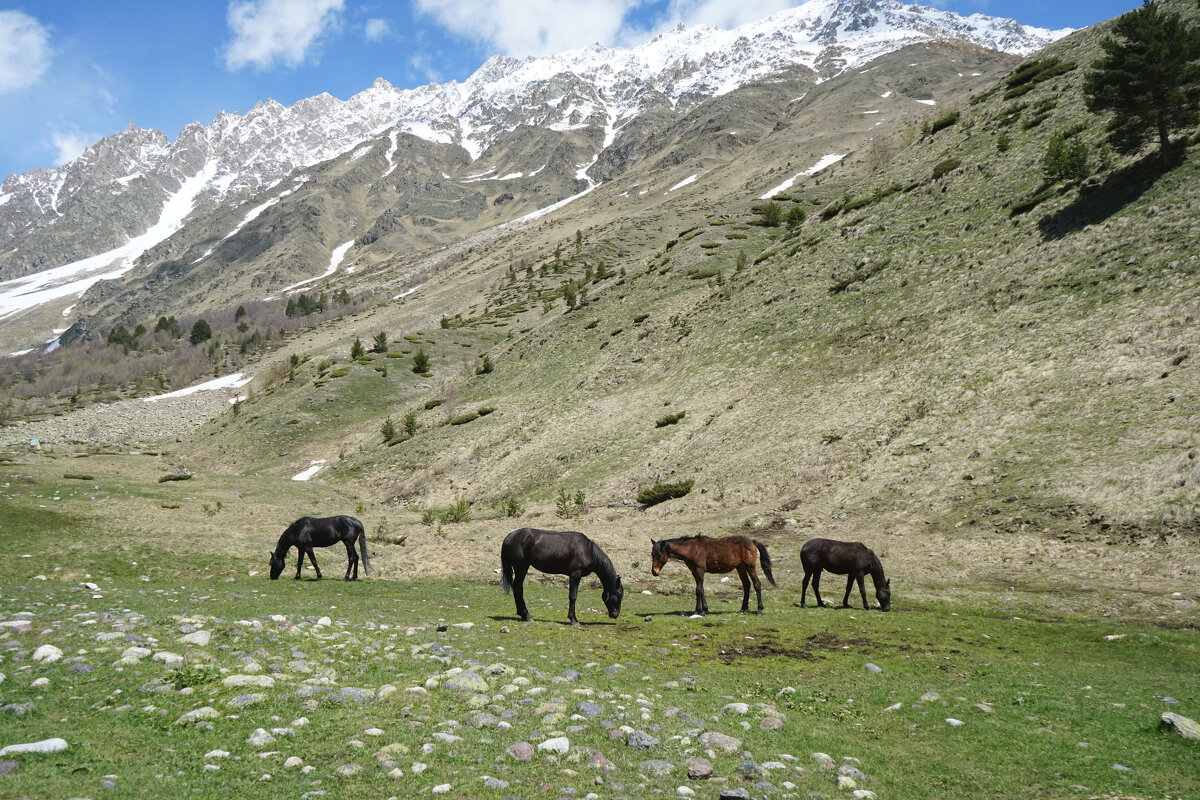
left=269, top=515, right=371, bottom=581
left=800, top=537, right=891, bottom=611
left=650, top=535, right=776, bottom=615
left=500, top=528, right=624, bottom=624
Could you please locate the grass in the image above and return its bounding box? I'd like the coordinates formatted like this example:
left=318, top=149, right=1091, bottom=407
left=1, top=556, right=1196, bottom=800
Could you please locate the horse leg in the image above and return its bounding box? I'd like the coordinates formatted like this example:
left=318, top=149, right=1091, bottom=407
left=736, top=566, right=751, bottom=613
left=842, top=575, right=855, bottom=608
left=750, top=565, right=764, bottom=614
left=307, top=548, right=322, bottom=581
left=293, top=548, right=304, bottom=580
left=812, top=569, right=827, bottom=607
left=801, top=569, right=811, bottom=607
left=512, top=565, right=531, bottom=621
left=567, top=573, right=581, bottom=625
left=343, top=540, right=357, bottom=581
left=689, top=567, right=708, bottom=615
left=857, top=573, right=869, bottom=609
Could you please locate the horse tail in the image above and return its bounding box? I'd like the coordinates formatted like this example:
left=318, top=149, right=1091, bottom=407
left=755, top=540, right=777, bottom=586
left=355, top=520, right=371, bottom=576
left=500, top=548, right=514, bottom=595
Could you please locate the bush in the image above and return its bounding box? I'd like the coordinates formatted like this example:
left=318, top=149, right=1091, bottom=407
left=403, top=411, right=418, bottom=436
left=636, top=479, right=694, bottom=507
left=477, top=354, right=493, bottom=375
left=412, top=348, right=430, bottom=374
left=445, top=496, right=471, bottom=523
left=932, top=158, right=961, bottom=180
left=498, top=496, right=523, bottom=518
left=655, top=410, right=686, bottom=428
left=380, top=417, right=396, bottom=443
left=189, top=318, right=212, bottom=345
left=924, top=109, right=961, bottom=136
left=555, top=487, right=586, bottom=519
left=751, top=202, right=783, bottom=227
left=450, top=412, right=479, bottom=425
left=1042, top=132, right=1091, bottom=183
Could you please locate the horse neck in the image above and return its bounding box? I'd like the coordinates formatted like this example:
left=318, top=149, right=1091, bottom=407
left=590, top=543, right=618, bottom=589
left=868, top=554, right=886, bottom=586
left=666, top=538, right=697, bottom=566
left=273, top=529, right=295, bottom=557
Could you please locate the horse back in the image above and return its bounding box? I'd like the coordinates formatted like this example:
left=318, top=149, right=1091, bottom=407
left=504, top=527, right=595, bottom=576
left=801, top=537, right=873, bottom=574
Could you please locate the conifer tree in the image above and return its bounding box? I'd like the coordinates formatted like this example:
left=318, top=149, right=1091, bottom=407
left=1084, top=1, right=1200, bottom=167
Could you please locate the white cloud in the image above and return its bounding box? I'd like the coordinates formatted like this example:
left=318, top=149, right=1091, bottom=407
left=414, top=0, right=640, bottom=57
left=224, top=0, right=346, bottom=71
left=0, top=10, right=51, bottom=93
left=364, top=18, right=392, bottom=42
left=661, top=0, right=795, bottom=30
left=51, top=130, right=93, bottom=167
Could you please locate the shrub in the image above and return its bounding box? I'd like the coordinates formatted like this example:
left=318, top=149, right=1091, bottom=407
left=476, top=406, right=495, bottom=416
left=477, top=354, right=493, bottom=375
left=687, top=267, right=721, bottom=280
left=498, top=496, right=523, bottom=518
left=1042, top=132, right=1091, bottom=183
left=450, top=412, right=479, bottom=425
left=412, top=348, right=430, bottom=374
left=424, top=399, right=443, bottom=410
left=350, top=337, right=365, bottom=360
left=372, top=331, right=388, bottom=353
left=189, top=318, right=212, bottom=345
left=751, top=202, right=783, bottom=227
left=932, top=158, right=961, bottom=180
left=655, top=410, right=686, bottom=428
left=380, top=417, right=396, bottom=443
left=924, top=109, right=961, bottom=136
left=997, top=131, right=1011, bottom=152
left=555, top=487, right=586, bottom=519
left=636, top=479, right=694, bottom=507
left=403, top=410, right=418, bottom=436
left=445, top=496, right=471, bottom=523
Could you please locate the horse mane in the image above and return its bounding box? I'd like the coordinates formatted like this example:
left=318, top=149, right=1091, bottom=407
left=590, top=540, right=619, bottom=588
left=868, top=549, right=886, bottom=582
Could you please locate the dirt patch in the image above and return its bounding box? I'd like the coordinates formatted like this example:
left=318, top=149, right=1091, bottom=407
left=716, top=634, right=817, bottom=664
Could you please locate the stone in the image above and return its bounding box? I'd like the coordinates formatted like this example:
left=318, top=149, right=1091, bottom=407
left=174, top=707, right=221, bottom=725
left=946, top=718, right=965, bottom=727
left=722, top=702, right=749, bottom=715
left=179, top=630, right=211, bottom=647
left=1160, top=712, right=1200, bottom=741
left=578, top=701, right=605, bottom=717
left=0, top=760, right=19, bottom=775
left=718, top=789, right=750, bottom=800
left=432, top=784, right=451, bottom=794
left=229, top=693, right=268, bottom=708
left=284, top=756, right=304, bottom=768
left=638, top=758, right=674, bottom=777
left=537, top=736, right=570, bottom=755
left=864, top=663, right=882, bottom=673
left=247, top=728, right=276, bottom=747
left=812, top=752, right=835, bottom=770
left=687, top=757, right=714, bottom=779
left=0, top=737, right=69, bottom=756
left=32, top=645, right=63, bottom=664
left=507, top=741, right=534, bottom=762
left=698, top=731, right=742, bottom=753
left=223, top=674, right=274, bottom=689
left=443, top=671, right=489, bottom=693
left=483, top=776, right=509, bottom=789
left=626, top=730, right=659, bottom=749
left=760, top=717, right=785, bottom=730
left=677, top=787, right=695, bottom=797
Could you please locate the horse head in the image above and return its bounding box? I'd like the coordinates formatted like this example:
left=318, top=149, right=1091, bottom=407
left=650, top=539, right=668, bottom=576
left=876, top=578, right=892, bottom=612
left=603, top=575, right=624, bottom=618
left=268, top=550, right=285, bottom=580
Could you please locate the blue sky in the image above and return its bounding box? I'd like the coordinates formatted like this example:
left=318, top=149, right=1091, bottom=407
left=0, top=0, right=1140, bottom=181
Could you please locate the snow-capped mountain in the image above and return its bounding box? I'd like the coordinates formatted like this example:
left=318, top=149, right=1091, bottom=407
left=0, top=0, right=1067, bottom=289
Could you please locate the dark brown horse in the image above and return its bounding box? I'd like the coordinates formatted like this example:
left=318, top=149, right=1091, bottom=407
left=650, top=535, right=776, bottom=615
left=269, top=515, right=370, bottom=581
left=800, top=538, right=890, bottom=611
left=500, top=528, right=623, bottom=624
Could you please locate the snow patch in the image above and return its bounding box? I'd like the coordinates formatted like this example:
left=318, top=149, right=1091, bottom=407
left=277, top=240, right=355, bottom=295
left=759, top=153, right=845, bottom=199
left=143, top=373, right=253, bottom=402
left=916, top=99, right=937, bottom=106
left=292, top=460, right=327, bottom=481
left=667, top=174, right=698, bottom=193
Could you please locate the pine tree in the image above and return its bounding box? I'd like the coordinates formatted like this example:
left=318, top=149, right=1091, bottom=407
left=372, top=331, right=388, bottom=353
left=350, top=337, right=365, bottom=360
left=189, top=318, right=212, bottom=345
left=1084, top=1, right=1200, bottom=168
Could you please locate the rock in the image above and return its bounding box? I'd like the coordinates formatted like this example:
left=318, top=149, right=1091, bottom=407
left=68, top=662, right=94, bottom=675
left=174, top=707, right=221, bottom=725
left=284, top=756, right=304, bottom=768
left=698, top=731, right=742, bottom=753
left=677, top=787, right=695, bottom=797
left=722, top=702, right=749, bottom=715
left=443, top=671, right=489, bottom=693
left=590, top=751, right=615, bottom=774
left=507, top=741, right=534, bottom=762
left=719, top=789, right=751, bottom=800
left=946, top=718, right=965, bottom=727
left=760, top=717, right=785, bottom=730
left=1160, top=712, right=1200, bottom=741
left=247, top=728, right=276, bottom=747
left=853, top=791, right=879, bottom=799
left=578, top=701, right=605, bottom=717
left=0, top=760, right=19, bottom=775
left=2, top=703, right=35, bottom=716
left=811, top=752, right=835, bottom=770
left=883, top=703, right=903, bottom=712
left=223, top=674, right=274, bottom=689
left=411, top=762, right=428, bottom=774
left=179, top=630, right=211, bottom=647
left=0, top=737, right=69, bottom=756
left=537, top=736, right=570, bottom=754
left=483, top=776, right=509, bottom=789
left=32, top=645, right=63, bottom=664
left=687, top=757, right=713, bottom=779
left=228, top=693, right=268, bottom=708
left=626, top=730, right=659, bottom=749
left=864, top=663, right=882, bottom=673
left=919, top=692, right=941, bottom=702
left=639, top=759, right=674, bottom=776
left=432, top=784, right=451, bottom=794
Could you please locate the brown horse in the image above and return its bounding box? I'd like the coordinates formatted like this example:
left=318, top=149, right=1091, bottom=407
left=800, top=537, right=891, bottom=611
left=651, top=535, right=776, bottom=615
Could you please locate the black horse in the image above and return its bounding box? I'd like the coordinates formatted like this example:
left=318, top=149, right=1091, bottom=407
left=269, top=515, right=371, bottom=581
left=800, top=537, right=891, bottom=611
left=500, top=527, right=623, bottom=624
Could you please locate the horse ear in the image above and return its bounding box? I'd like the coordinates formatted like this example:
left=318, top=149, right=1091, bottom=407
left=886, top=578, right=891, bottom=587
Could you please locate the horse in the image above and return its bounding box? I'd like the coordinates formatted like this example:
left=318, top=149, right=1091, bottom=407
left=799, top=537, right=891, bottom=611
left=500, top=528, right=624, bottom=624
left=269, top=515, right=371, bottom=581
left=650, top=535, right=776, bottom=615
